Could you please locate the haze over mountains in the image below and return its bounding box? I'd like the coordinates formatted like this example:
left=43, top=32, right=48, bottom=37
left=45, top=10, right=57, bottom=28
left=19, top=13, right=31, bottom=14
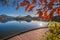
left=0, top=14, right=60, bottom=22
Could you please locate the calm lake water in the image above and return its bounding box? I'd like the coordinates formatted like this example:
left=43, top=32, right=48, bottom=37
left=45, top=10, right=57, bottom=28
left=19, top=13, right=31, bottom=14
left=0, top=20, right=48, bottom=40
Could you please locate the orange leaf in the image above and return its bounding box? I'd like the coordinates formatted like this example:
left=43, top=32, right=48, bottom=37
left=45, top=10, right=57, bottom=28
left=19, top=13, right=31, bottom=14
left=43, top=11, right=48, bottom=16
left=48, top=0, right=56, bottom=10
left=20, top=3, right=26, bottom=6
left=50, top=0, right=55, bottom=3
left=49, top=8, right=56, bottom=18
left=55, top=0, right=59, bottom=2
left=43, top=5, right=46, bottom=11
left=57, top=8, right=60, bottom=15
left=24, top=0, right=30, bottom=5
left=20, top=0, right=30, bottom=6
left=28, top=5, right=35, bottom=12
left=37, top=10, right=43, bottom=18
left=48, top=2, right=53, bottom=10
left=25, top=5, right=30, bottom=11
left=32, top=0, right=36, bottom=4
left=43, top=11, right=48, bottom=21
left=47, top=14, right=51, bottom=21
left=39, top=0, right=47, bottom=4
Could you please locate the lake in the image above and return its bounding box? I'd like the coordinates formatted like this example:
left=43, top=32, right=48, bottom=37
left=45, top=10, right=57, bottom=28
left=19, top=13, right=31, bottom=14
left=0, top=20, right=48, bottom=40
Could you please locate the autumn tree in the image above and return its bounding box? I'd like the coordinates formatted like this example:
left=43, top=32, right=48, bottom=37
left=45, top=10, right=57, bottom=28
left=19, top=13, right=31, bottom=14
left=0, top=0, right=60, bottom=21
left=0, top=0, right=60, bottom=40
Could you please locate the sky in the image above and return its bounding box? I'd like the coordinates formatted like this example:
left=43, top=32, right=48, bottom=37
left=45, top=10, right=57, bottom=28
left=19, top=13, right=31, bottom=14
left=0, top=0, right=51, bottom=17
left=0, top=0, right=37, bottom=17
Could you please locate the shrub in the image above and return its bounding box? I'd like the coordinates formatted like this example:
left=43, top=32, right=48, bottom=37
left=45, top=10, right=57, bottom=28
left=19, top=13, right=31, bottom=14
left=44, top=21, right=60, bottom=40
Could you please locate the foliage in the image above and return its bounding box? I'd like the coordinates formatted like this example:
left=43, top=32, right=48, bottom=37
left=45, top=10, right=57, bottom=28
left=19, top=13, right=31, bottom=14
left=0, top=0, right=60, bottom=40
left=0, top=0, right=60, bottom=21
left=44, top=21, right=60, bottom=40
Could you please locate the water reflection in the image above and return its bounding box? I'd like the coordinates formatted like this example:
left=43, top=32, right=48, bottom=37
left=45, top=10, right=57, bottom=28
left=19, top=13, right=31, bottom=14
left=0, top=20, right=48, bottom=27
left=0, top=20, right=48, bottom=40
left=0, top=20, right=8, bottom=23
left=0, top=20, right=32, bottom=23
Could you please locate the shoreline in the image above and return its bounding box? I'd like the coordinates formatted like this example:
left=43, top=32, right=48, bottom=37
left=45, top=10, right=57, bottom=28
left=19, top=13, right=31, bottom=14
left=7, top=27, right=49, bottom=40
left=0, top=27, right=48, bottom=40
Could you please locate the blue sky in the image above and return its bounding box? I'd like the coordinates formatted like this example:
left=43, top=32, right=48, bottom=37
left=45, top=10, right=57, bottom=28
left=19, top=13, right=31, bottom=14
left=0, top=0, right=37, bottom=17
left=0, top=0, right=51, bottom=17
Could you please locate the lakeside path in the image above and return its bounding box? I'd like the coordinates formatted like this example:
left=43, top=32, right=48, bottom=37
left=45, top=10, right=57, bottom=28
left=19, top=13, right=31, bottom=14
left=8, top=28, right=49, bottom=40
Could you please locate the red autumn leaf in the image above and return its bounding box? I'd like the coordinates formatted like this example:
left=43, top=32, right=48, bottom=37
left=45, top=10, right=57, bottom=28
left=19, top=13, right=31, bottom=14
left=40, top=0, right=46, bottom=3
left=20, top=3, right=26, bottom=6
left=54, top=0, right=59, bottom=3
left=37, top=10, right=43, bottom=18
left=50, top=0, right=55, bottom=3
left=52, top=8, right=57, bottom=12
left=25, top=4, right=30, bottom=11
left=49, top=8, right=56, bottom=18
left=44, top=11, right=48, bottom=16
left=28, top=5, right=35, bottom=12
left=28, top=8, right=33, bottom=12
left=0, top=17, right=3, bottom=21
left=43, top=5, right=46, bottom=11
left=48, top=0, right=56, bottom=10
left=32, top=0, right=36, bottom=4
left=43, top=11, right=51, bottom=21
left=24, top=0, right=30, bottom=5
left=47, top=14, right=51, bottom=21
left=39, top=0, right=47, bottom=4
left=20, top=0, right=30, bottom=6
left=43, top=11, right=48, bottom=21
left=57, top=8, right=60, bottom=15
left=48, top=2, right=53, bottom=10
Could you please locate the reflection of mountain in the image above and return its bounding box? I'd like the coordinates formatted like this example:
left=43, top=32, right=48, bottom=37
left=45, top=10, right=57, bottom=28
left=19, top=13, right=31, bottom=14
left=26, top=20, right=31, bottom=22
left=0, top=20, right=8, bottom=23
left=51, top=16, right=60, bottom=22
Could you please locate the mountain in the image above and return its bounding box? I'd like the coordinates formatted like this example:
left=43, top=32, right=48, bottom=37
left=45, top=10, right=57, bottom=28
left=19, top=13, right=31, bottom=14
left=0, top=14, right=14, bottom=20
left=0, top=14, right=14, bottom=18
left=25, top=15, right=32, bottom=18
left=25, top=15, right=32, bottom=20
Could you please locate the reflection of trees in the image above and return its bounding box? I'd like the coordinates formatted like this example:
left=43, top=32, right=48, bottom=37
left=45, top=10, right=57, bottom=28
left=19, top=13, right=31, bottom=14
left=0, top=17, right=3, bottom=21
left=15, top=19, right=31, bottom=23
left=0, top=20, right=8, bottom=23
